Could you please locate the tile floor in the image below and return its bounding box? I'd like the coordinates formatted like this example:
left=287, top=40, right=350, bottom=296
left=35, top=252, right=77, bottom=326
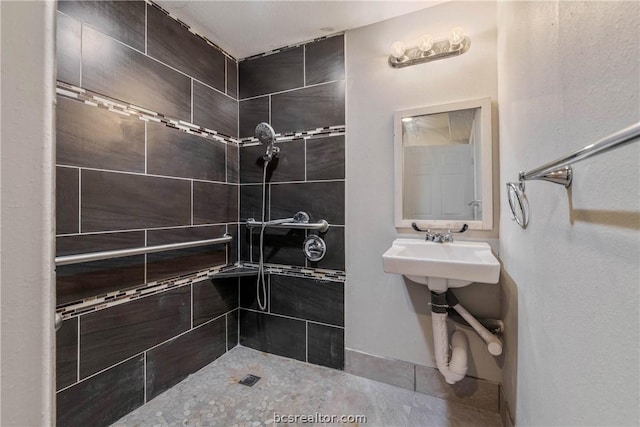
left=114, top=346, right=501, bottom=427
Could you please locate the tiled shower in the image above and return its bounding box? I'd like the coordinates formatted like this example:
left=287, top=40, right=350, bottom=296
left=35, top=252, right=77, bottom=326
left=54, top=2, right=345, bottom=426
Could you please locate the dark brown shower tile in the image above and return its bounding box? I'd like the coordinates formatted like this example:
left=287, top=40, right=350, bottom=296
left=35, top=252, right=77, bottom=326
left=251, top=228, right=307, bottom=266
left=193, top=81, right=238, bottom=138
left=306, top=135, right=345, bottom=181
left=82, top=26, right=191, bottom=121
left=57, top=231, right=145, bottom=256
left=228, top=223, right=240, bottom=264
left=147, top=122, right=226, bottom=182
left=227, top=57, right=238, bottom=98
left=147, top=5, right=225, bottom=92
left=57, top=355, right=144, bottom=427
left=305, top=35, right=345, bottom=85
left=192, top=182, right=238, bottom=225
left=56, top=232, right=146, bottom=304
left=239, top=184, right=264, bottom=222
left=239, top=97, right=269, bottom=138
left=239, top=274, right=266, bottom=311
left=56, top=96, right=145, bottom=172
left=56, top=255, right=145, bottom=305
left=193, top=277, right=239, bottom=326
left=270, top=181, right=345, bottom=225
left=227, top=309, right=239, bottom=349
left=81, top=169, right=191, bottom=232
left=272, top=81, right=345, bottom=133
left=146, top=316, right=226, bottom=400
left=56, top=167, right=79, bottom=235
left=239, top=225, right=251, bottom=262
left=58, top=0, right=145, bottom=51
left=239, top=309, right=306, bottom=362
left=79, top=286, right=190, bottom=378
left=227, top=144, right=239, bottom=184
left=307, top=323, right=344, bottom=369
left=239, top=47, right=304, bottom=99
left=56, top=318, right=78, bottom=390
left=146, top=225, right=228, bottom=282
left=270, top=275, right=344, bottom=326
left=240, top=140, right=305, bottom=184
left=56, top=12, right=80, bottom=85
left=307, top=227, right=345, bottom=271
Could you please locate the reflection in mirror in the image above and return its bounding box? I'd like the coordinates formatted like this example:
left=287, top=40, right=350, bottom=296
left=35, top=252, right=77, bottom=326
left=394, top=98, right=492, bottom=230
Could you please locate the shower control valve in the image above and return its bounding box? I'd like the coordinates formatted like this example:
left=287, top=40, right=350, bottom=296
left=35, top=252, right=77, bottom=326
left=303, top=235, right=326, bottom=262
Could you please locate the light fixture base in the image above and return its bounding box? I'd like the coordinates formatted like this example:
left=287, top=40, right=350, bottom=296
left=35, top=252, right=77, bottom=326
left=389, top=36, right=470, bottom=68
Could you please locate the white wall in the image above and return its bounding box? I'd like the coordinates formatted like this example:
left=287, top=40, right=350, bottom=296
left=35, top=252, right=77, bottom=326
left=0, top=2, right=56, bottom=425
left=346, top=1, right=501, bottom=381
left=497, top=1, right=639, bottom=425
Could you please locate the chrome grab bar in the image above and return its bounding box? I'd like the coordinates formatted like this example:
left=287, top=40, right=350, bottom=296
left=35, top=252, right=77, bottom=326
left=246, top=219, right=330, bottom=233
left=55, top=234, right=232, bottom=266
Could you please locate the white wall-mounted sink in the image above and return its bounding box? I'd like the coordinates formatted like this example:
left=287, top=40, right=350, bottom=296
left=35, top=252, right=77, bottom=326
left=382, top=238, right=500, bottom=292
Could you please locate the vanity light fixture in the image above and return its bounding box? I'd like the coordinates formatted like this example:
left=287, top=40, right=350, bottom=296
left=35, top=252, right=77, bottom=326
left=388, top=27, right=470, bottom=68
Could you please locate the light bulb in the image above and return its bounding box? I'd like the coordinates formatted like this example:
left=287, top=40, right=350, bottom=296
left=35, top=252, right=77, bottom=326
left=390, top=41, right=406, bottom=59
left=418, top=34, right=434, bottom=53
left=448, top=27, right=465, bottom=47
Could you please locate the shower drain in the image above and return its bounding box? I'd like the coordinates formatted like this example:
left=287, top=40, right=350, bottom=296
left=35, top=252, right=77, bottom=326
left=238, top=374, right=261, bottom=387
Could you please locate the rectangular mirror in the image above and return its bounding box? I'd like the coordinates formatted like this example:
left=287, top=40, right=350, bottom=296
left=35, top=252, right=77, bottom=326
left=394, top=98, right=493, bottom=230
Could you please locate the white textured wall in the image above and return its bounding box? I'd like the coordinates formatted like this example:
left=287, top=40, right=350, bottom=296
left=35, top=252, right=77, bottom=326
left=0, top=1, right=56, bottom=425
left=346, top=1, right=501, bottom=381
left=497, top=1, right=639, bottom=425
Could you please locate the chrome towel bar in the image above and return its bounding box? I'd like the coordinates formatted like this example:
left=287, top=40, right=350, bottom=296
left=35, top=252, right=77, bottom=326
left=55, top=234, right=232, bottom=266
left=246, top=219, right=330, bottom=233
left=507, top=122, right=640, bottom=228
left=519, top=121, right=640, bottom=187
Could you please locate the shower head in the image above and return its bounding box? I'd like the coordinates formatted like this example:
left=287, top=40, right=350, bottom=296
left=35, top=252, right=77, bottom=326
left=255, top=122, right=279, bottom=161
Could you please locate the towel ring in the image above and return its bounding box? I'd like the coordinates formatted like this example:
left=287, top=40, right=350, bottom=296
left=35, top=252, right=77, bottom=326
left=506, top=182, right=529, bottom=229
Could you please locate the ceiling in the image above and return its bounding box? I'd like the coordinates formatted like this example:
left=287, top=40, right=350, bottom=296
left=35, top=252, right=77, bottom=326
left=155, top=1, right=448, bottom=59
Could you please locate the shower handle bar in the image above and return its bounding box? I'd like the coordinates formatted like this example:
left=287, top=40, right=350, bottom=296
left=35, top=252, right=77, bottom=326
left=246, top=219, right=330, bottom=233
left=55, top=234, right=232, bottom=266
left=518, top=122, right=640, bottom=187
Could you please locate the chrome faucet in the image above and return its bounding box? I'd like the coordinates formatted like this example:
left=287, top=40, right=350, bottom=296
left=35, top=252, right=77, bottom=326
left=411, top=223, right=469, bottom=243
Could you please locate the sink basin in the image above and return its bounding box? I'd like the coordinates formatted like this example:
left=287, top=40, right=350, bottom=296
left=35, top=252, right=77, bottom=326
left=382, top=238, right=500, bottom=292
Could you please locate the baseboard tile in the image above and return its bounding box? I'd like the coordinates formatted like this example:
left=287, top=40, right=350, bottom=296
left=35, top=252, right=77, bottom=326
left=345, top=348, right=499, bottom=414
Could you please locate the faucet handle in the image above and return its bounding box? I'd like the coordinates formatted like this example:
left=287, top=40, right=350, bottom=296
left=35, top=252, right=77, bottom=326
left=411, top=222, right=428, bottom=232
left=411, top=223, right=436, bottom=241
left=449, top=224, right=469, bottom=234
left=443, top=224, right=468, bottom=242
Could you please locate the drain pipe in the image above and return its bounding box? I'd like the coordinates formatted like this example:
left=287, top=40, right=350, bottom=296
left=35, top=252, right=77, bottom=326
left=446, top=290, right=503, bottom=356
left=431, top=292, right=468, bottom=385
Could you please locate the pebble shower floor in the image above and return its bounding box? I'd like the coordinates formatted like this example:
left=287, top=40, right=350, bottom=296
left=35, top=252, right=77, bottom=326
left=114, top=346, right=501, bottom=426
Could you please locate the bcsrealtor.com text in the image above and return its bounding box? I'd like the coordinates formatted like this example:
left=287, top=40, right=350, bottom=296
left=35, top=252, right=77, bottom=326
left=274, top=412, right=367, bottom=424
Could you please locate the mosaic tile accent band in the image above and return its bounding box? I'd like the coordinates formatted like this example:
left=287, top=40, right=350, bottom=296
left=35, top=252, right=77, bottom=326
left=56, top=81, right=239, bottom=146
left=56, top=82, right=347, bottom=148
left=56, top=262, right=345, bottom=321
left=239, top=125, right=347, bottom=146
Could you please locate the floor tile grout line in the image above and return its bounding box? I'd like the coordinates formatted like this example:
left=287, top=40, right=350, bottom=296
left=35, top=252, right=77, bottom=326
left=115, top=346, right=502, bottom=426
